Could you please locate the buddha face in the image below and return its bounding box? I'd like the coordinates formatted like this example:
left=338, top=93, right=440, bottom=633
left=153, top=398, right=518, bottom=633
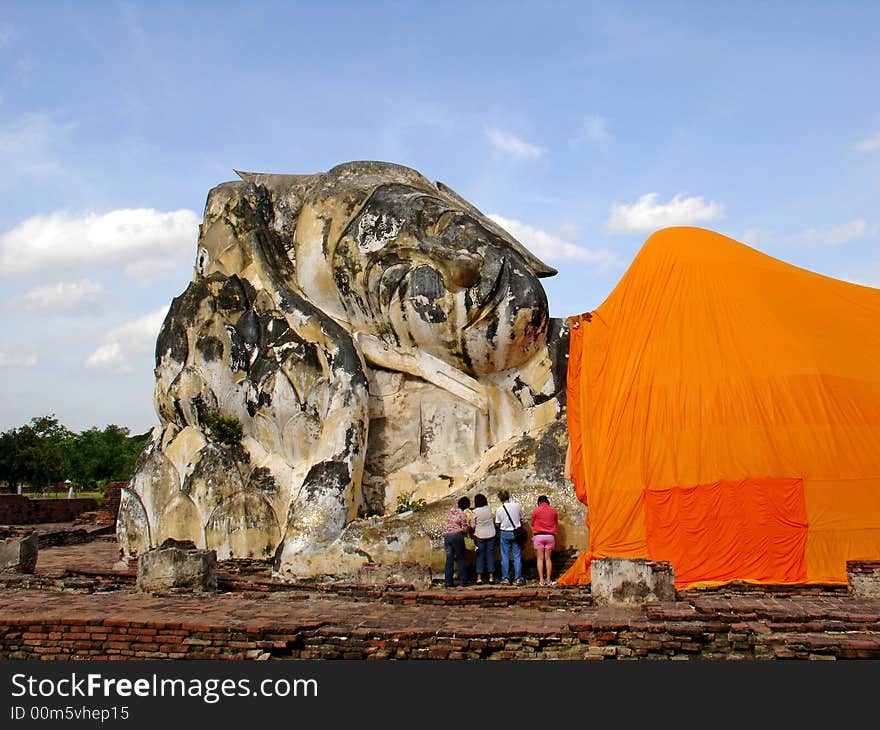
left=333, top=183, right=550, bottom=375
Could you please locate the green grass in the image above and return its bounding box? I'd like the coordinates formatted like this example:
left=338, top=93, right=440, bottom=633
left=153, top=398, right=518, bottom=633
left=24, top=490, right=104, bottom=506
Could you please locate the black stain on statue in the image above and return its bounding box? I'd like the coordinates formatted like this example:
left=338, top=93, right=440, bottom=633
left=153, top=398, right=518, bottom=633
left=407, top=265, right=448, bottom=323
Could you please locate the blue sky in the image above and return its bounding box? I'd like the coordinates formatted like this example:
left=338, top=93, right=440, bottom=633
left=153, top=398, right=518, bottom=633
left=1, top=1, right=878, bottom=433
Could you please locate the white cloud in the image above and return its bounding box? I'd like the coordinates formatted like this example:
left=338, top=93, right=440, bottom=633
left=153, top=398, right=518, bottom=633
left=578, top=115, right=612, bottom=144
left=85, top=342, right=124, bottom=368
left=798, top=219, right=875, bottom=246
left=0, top=208, right=199, bottom=281
left=852, top=133, right=880, bottom=153
left=603, top=192, right=724, bottom=233
left=10, top=279, right=103, bottom=313
left=739, top=228, right=771, bottom=247
left=0, top=352, right=38, bottom=368
left=487, top=129, right=544, bottom=159
left=555, top=222, right=581, bottom=240
left=489, top=214, right=622, bottom=267
left=85, top=307, right=168, bottom=372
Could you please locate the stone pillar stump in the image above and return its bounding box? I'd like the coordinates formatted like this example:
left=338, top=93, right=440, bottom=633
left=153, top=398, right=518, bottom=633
left=0, top=533, right=38, bottom=574
left=847, top=560, right=880, bottom=598
left=591, top=557, right=675, bottom=604
left=136, top=539, right=217, bottom=593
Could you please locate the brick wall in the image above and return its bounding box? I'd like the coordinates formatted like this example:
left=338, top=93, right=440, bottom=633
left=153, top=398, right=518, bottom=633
left=0, top=579, right=876, bottom=660
left=2, top=608, right=879, bottom=660
left=0, top=496, right=29, bottom=523
left=102, top=482, right=125, bottom=520
left=0, top=495, right=99, bottom=524
left=847, top=560, right=880, bottom=598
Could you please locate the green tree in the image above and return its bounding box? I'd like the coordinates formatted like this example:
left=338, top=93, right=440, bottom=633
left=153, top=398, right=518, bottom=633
left=0, top=416, right=148, bottom=494
left=9, top=415, right=74, bottom=493
left=68, top=424, right=148, bottom=488
left=0, top=426, right=37, bottom=491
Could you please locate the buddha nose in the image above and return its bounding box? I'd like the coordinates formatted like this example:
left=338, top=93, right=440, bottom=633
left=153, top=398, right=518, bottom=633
left=445, top=251, right=483, bottom=289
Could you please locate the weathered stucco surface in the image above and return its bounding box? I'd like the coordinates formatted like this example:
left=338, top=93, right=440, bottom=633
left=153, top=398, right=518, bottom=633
left=118, top=161, right=586, bottom=578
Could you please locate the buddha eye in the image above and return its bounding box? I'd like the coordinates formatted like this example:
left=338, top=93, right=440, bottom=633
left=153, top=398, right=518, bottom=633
left=416, top=198, right=447, bottom=233
left=436, top=211, right=487, bottom=249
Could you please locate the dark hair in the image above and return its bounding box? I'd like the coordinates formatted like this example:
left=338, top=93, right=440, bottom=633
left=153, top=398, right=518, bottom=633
left=458, top=496, right=471, bottom=510
left=498, top=489, right=510, bottom=502
left=474, top=493, right=488, bottom=508
left=537, top=495, right=550, bottom=505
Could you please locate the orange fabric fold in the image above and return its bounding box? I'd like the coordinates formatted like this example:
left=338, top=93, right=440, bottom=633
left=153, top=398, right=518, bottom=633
left=557, top=550, right=592, bottom=586
left=563, top=227, right=880, bottom=586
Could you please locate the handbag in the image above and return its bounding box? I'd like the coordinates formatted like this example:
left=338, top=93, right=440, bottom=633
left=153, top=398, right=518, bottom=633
left=463, top=510, right=476, bottom=550
left=502, top=503, right=528, bottom=546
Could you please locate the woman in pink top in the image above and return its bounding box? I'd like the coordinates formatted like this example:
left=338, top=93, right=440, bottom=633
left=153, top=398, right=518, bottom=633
left=530, top=495, right=558, bottom=586
left=443, top=496, right=472, bottom=588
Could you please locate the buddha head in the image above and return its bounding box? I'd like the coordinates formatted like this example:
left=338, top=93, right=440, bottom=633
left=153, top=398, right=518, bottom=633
left=231, top=161, right=555, bottom=376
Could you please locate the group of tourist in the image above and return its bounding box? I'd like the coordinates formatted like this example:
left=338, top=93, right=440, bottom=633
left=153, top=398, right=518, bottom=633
left=442, top=489, right=559, bottom=588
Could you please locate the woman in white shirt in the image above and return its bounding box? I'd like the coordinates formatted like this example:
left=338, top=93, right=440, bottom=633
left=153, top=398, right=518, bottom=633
left=494, top=489, right=525, bottom=585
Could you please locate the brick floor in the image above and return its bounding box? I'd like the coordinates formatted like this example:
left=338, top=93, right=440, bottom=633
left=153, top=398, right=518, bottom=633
left=1, top=537, right=879, bottom=659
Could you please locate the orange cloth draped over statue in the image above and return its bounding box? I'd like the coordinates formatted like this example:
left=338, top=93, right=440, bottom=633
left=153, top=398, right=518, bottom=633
left=559, top=227, right=880, bottom=589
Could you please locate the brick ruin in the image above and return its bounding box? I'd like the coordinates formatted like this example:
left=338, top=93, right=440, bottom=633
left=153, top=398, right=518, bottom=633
left=1, top=528, right=879, bottom=660
left=0, top=580, right=878, bottom=660
left=1, top=486, right=879, bottom=660
left=0, top=495, right=99, bottom=525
